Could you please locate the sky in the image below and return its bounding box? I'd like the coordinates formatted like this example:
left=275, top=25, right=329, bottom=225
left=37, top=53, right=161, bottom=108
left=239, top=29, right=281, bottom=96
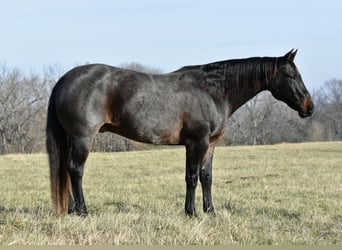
left=1, top=0, right=341, bottom=91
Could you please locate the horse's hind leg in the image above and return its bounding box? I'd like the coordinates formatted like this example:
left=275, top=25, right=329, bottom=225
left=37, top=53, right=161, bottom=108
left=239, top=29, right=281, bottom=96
left=69, top=136, right=92, bottom=216
left=200, top=150, right=215, bottom=215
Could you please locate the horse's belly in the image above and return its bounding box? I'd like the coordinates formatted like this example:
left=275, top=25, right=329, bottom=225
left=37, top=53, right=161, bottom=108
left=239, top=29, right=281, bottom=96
left=126, top=116, right=183, bottom=145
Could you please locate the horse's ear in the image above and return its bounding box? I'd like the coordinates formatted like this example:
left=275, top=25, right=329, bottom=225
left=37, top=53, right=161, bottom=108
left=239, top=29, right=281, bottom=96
left=284, top=49, right=297, bottom=62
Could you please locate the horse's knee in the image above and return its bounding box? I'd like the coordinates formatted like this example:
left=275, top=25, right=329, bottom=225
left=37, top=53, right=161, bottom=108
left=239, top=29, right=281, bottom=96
left=186, top=174, right=199, bottom=188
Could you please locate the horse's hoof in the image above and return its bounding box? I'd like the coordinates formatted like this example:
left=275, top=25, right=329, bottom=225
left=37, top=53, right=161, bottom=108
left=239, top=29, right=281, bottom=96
left=185, top=209, right=198, bottom=218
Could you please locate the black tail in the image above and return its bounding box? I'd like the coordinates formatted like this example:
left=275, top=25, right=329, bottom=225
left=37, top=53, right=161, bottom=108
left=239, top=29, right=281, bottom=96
left=46, top=83, right=71, bottom=215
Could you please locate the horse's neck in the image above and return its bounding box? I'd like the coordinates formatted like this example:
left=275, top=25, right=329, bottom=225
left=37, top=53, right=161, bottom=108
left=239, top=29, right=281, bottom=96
left=201, top=58, right=277, bottom=116
left=225, top=77, right=267, bottom=116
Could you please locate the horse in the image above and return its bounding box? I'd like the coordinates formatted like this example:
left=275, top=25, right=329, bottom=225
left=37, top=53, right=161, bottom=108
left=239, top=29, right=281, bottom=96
left=46, top=49, right=314, bottom=216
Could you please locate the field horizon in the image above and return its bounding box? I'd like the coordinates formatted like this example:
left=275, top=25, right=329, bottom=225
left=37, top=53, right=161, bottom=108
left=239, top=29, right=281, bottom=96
left=0, top=141, right=341, bottom=245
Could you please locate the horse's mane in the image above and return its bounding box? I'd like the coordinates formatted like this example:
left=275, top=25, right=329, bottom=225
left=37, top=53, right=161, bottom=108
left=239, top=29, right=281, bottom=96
left=175, top=57, right=278, bottom=98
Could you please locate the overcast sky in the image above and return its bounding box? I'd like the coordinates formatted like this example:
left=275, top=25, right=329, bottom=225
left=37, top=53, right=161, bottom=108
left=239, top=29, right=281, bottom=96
left=1, top=0, right=341, bottom=90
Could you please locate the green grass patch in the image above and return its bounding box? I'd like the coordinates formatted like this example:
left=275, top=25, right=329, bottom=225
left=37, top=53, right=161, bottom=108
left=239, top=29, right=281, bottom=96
left=0, top=142, right=341, bottom=245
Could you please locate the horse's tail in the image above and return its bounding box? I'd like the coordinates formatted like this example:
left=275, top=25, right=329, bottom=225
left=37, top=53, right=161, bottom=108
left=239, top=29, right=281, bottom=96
left=46, top=83, right=71, bottom=215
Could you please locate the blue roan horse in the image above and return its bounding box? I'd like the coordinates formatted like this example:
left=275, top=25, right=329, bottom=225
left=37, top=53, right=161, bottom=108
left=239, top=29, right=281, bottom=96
left=46, top=49, right=313, bottom=216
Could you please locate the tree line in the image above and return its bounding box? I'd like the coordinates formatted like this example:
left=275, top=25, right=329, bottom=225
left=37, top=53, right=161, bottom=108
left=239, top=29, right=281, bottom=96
left=0, top=63, right=341, bottom=154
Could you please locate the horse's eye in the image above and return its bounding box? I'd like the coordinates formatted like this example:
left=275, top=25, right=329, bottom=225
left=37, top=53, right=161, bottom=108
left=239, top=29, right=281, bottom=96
left=284, top=72, right=296, bottom=79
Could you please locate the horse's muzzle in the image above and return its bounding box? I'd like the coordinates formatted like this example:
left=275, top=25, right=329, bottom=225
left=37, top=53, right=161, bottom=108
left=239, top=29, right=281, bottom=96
left=298, top=98, right=314, bottom=118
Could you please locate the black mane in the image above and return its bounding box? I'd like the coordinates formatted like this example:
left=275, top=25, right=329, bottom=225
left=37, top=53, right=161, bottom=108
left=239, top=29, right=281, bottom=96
left=176, top=57, right=278, bottom=98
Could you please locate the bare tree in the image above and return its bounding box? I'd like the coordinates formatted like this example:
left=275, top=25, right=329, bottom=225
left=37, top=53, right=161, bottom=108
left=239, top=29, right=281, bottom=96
left=311, top=79, right=342, bottom=141
left=0, top=65, right=47, bottom=153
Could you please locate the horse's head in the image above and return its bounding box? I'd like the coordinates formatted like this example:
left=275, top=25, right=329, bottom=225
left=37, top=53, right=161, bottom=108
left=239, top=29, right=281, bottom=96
left=269, top=49, right=314, bottom=118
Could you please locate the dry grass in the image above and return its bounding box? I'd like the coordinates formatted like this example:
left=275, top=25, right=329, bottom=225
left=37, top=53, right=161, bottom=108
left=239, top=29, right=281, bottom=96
left=0, top=142, right=341, bottom=245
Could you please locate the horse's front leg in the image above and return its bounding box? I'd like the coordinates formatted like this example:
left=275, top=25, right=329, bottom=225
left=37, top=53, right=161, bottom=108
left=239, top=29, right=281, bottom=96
left=200, top=148, right=215, bottom=215
left=185, top=139, right=209, bottom=217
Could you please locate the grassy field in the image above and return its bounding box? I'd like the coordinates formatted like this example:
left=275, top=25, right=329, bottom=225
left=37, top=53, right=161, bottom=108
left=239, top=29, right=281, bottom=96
left=0, top=142, right=341, bottom=245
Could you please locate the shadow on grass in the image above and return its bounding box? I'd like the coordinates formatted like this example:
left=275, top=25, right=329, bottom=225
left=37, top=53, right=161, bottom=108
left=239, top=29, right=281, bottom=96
left=222, top=200, right=301, bottom=221
left=255, top=207, right=301, bottom=220
left=0, top=204, right=53, bottom=215
left=103, top=201, right=144, bottom=213
left=225, top=174, right=280, bottom=184
left=0, top=205, right=31, bottom=214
